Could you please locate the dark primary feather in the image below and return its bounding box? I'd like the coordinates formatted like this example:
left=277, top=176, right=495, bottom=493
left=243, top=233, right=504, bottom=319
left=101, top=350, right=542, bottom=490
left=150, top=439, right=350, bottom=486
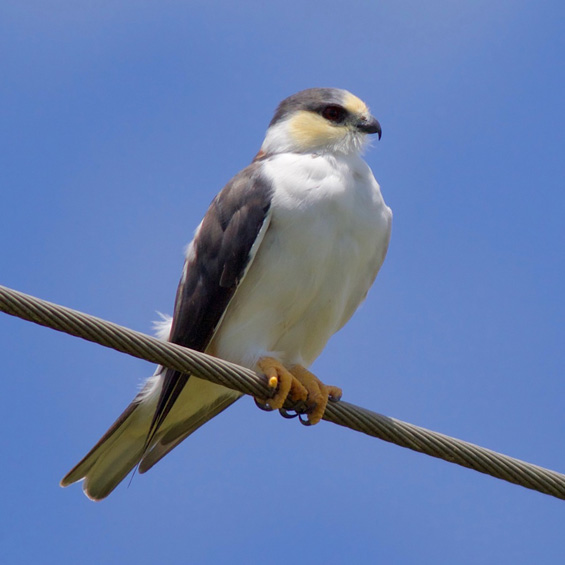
left=60, top=397, right=141, bottom=487
left=145, top=162, right=274, bottom=445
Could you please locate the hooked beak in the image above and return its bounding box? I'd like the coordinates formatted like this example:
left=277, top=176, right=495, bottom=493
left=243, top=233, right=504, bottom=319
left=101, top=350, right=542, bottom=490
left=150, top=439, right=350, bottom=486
left=356, top=116, right=382, bottom=139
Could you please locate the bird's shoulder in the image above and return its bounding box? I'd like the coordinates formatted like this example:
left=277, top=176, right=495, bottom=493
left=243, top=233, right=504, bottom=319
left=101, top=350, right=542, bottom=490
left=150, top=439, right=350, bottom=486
left=258, top=151, right=385, bottom=216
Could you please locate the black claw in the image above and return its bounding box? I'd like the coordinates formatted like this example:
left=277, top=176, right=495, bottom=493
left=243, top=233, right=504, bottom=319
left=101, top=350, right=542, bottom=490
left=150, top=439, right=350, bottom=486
left=298, top=413, right=313, bottom=426
left=293, top=401, right=310, bottom=415
left=279, top=408, right=299, bottom=419
left=254, top=398, right=274, bottom=412
left=329, top=394, right=342, bottom=402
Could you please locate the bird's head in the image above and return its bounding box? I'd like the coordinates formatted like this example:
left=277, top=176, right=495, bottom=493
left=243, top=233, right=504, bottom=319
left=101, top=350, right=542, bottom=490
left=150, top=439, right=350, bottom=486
left=260, top=88, right=381, bottom=156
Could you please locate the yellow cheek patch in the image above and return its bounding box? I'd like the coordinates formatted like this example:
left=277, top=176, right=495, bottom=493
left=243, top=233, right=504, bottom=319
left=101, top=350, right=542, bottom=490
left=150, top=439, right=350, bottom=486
left=288, top=110, right=346, bottom=149
left=343, top=91, right=368, bottom=115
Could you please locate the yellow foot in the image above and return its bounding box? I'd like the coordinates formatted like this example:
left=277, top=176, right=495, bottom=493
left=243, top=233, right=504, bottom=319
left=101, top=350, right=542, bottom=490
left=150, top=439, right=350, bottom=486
left=289, top=365, right=342, bottom=425
left=256, top=357, right=342, bottom=425
left=257, top=357, right=308, bottom=410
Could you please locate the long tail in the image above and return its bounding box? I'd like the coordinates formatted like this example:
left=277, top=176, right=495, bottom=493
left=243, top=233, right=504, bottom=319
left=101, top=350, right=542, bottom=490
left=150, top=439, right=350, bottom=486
left=60, top=374, right=240, bottom=501
left=60, top=381, right=157, bottom=501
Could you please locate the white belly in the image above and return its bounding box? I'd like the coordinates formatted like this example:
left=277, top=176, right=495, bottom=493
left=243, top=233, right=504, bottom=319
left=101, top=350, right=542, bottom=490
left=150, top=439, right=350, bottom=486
left=208, top=152, right=392, bottom=370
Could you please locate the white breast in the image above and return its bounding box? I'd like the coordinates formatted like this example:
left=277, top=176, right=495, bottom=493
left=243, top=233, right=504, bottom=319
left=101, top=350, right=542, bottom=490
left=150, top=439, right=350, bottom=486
left=208, top=151, right=392, bottom=370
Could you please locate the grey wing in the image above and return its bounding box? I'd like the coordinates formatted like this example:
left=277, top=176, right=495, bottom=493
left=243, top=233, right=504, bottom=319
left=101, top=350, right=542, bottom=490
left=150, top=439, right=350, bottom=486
left=61, top=162, right=274, bottom=497
left=144, top=161, right=274, bottom=449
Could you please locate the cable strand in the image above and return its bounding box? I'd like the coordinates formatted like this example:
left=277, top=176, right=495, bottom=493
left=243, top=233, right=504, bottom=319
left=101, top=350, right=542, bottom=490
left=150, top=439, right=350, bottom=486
left=1, top=283, right=564, bottom=500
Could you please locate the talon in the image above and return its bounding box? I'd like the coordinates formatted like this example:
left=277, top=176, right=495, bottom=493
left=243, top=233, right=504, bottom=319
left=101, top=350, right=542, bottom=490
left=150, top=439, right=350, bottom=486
left=254, top=398, right=275, bottom=412
left=292, top=400, right=310, bottom=414
left=289, top=365, right=341, bottom=425
left=257, top=357, right=308, bottom=412
left=298, top=413, right=313, bottom=426
left=255, top=358, right=340, bottom=425
left=279, top=408, right=299, bottom=419
left=328, top=388, right=343, bottom=402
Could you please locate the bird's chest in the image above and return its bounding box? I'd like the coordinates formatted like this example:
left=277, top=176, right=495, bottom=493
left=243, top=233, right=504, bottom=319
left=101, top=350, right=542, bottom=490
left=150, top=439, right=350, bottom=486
left=257, top=154, right=388, bottom=321
left=212, top=153, right=390, bottom=367
left=267, top=155, right=384, bottom=276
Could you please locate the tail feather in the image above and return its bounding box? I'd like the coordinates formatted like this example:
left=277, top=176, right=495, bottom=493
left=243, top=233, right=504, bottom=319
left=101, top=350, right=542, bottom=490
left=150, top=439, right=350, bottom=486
left=61, top=376, right=239, bottom=500
left=60, top=397, right=154, bottom=500
left=83, top=439, right=145, bottom=501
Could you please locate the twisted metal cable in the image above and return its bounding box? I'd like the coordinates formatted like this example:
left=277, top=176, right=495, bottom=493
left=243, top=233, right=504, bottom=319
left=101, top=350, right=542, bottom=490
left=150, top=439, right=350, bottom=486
left=1, top=283, right=564, bottom=500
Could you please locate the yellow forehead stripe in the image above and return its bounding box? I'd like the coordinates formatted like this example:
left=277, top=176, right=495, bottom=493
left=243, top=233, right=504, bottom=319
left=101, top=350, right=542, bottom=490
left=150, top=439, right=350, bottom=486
left=288, top=110, right=346, bottom=149
left=342, top=91, right=368, bottom=115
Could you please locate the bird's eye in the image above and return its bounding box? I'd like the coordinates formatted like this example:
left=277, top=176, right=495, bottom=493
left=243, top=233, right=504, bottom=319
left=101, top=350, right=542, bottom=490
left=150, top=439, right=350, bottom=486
left=321, top=105, right=346, bottom=123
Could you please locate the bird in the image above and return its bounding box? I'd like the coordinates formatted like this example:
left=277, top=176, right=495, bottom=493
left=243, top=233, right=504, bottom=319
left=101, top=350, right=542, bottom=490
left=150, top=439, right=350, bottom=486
left=60, top=87, right=393, bottom=500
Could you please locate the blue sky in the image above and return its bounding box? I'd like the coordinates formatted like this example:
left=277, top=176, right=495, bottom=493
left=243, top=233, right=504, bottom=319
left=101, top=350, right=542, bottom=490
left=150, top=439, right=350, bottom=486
left=1, top=1, right=564, bottom=563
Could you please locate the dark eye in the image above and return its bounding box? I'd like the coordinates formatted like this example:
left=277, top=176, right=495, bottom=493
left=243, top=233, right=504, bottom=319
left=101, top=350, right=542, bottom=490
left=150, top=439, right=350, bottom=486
left=321, top=105, right=346, bottom=123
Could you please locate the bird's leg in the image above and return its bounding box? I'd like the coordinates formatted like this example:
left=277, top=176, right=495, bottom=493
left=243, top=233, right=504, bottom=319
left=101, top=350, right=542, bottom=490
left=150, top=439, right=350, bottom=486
left=289, top=365, right=342, bottom=425
left=255, top=358, right=342, bottom=425
left=256, top=357, right=308, bottom=410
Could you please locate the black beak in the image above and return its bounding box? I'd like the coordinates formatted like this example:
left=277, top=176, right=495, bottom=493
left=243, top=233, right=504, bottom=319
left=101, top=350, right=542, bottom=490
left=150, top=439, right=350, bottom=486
left=356, top=116, right=382, bottom=139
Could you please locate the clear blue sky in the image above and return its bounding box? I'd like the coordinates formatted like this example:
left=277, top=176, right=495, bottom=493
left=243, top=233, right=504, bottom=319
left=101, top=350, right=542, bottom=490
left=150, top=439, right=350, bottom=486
left=1, top=2, right=564, bottom=563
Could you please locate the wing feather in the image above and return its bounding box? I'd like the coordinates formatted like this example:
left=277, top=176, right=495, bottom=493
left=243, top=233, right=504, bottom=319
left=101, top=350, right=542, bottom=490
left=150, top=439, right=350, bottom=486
left=146, top=162, right=273, bottom=445
left=61, top=162, right=274, bottom=498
